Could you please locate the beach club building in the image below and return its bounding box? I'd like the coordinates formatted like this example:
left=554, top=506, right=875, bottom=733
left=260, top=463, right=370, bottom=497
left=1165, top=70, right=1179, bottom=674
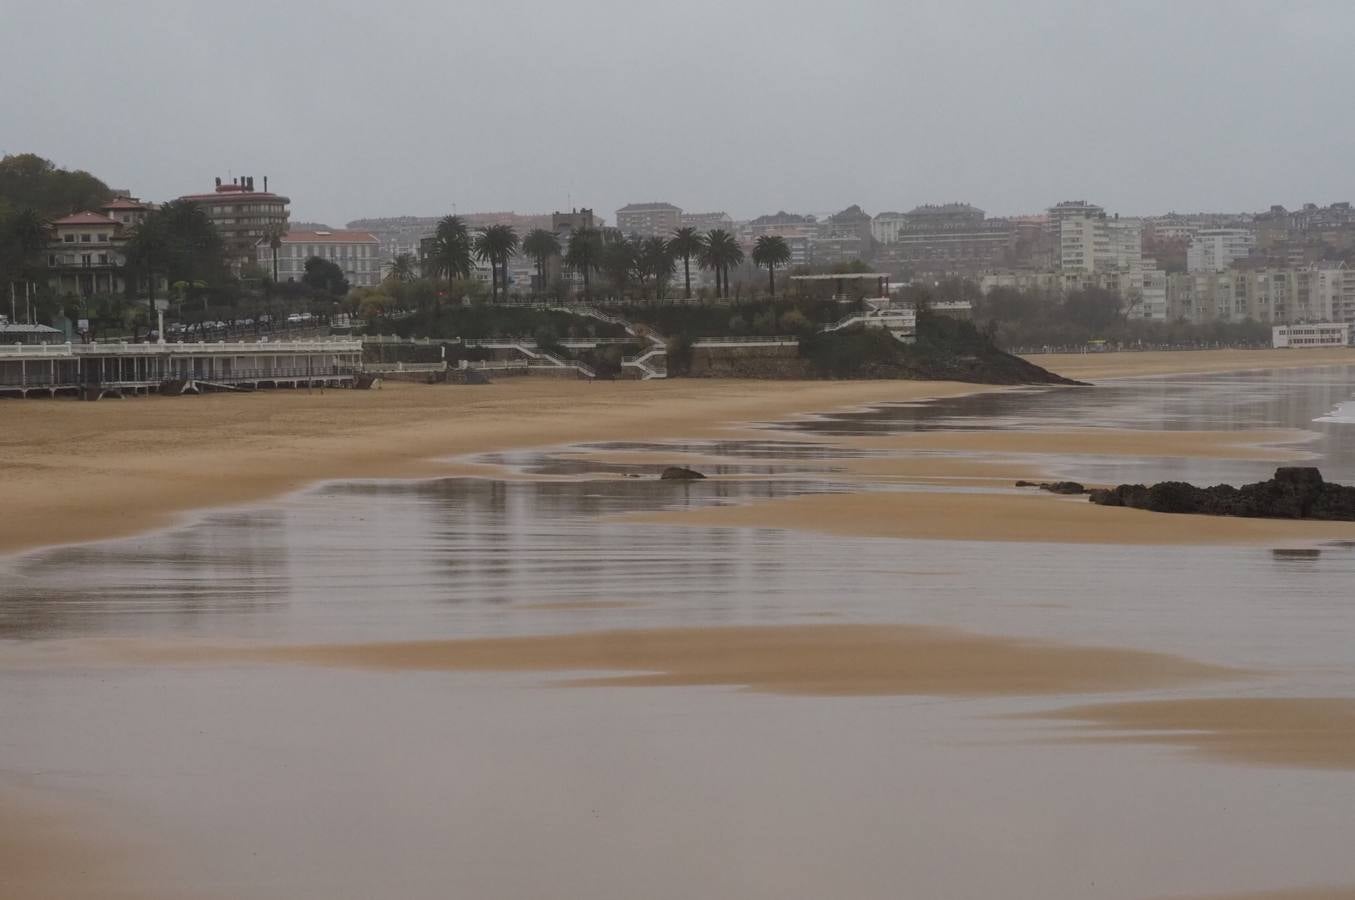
left=0, top=339, right=365, bottom=399
left=1272, top=323, right=1352, bottom=349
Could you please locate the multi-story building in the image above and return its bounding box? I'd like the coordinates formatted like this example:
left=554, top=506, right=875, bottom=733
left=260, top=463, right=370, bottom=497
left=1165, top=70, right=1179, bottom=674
left=873, top=203, right=1014, bottom=276
left=679, top=211, right=733, bottom=233
left=870, top=211, right=907, bottom=244
left=809, top=234, right=868, bottom=267
left=824, top=204, right=874, bottom=244
left=1058, top=215, right=1110, bottom=273
left=45, top=210, right=132, bottom=297
left=44, top=197, right=157, bottom=298
left=980, top=266, right=1168, bottom=320
left=616, top=202, right=681, bottom=237
left=1166, top=265, right=1355, bottom=324
left=178, top=176, right=290, bottom=273
left=260, top=230, right=381, bottom=288
left=1186, top=228, right=1255, bottom=273
left=1106, top=218, right=1143, bottom=272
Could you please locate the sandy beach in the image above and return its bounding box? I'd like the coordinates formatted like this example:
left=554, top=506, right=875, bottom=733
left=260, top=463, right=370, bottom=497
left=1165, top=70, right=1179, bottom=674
left=1, top=347, right=1350, bottom=557
left=4, top=347, right=1355, bottom=899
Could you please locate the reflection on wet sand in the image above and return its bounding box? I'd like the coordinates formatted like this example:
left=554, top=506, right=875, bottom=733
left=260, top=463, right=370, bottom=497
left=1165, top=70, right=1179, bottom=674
left=5, top=365, right=1355, bottom=899
left=1030, top=697, right=1355, bottom=771
left=622, top=489, right=1355, bottom=545
left=116, top=624, right=1240, bottom=696
left=1166, top=889, right=1355, bottom=900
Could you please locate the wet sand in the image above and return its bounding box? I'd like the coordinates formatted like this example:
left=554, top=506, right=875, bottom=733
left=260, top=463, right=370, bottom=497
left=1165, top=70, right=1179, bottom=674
left=5, top=350, right=1355, bottom=898
left=1032, top=697, right=1355, bottom=771
left=113, top=624, right=1240, bottom=696
left=0, top=785, right=201, bottom=900
left=623, top=490, right=1355, bottom=545
left=1028, top=347, right=1354, bottom=380
left=0, top=378, right=983, bottom=556
left=1, top=347, right=1348, bottom=558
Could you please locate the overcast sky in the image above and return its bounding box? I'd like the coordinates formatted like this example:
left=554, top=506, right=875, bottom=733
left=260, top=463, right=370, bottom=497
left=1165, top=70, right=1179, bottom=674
left=3, top=0, right=1352, bottom=226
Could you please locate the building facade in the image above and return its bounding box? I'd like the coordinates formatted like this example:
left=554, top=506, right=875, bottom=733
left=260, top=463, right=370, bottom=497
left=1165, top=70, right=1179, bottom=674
left=44, top=197, right=157, bottom=298
left=679, top=211, right=733, bottom=233
left=616, top=202, right=682, bottom=237
left=1186, top=228, right=1256, bottom=273
left=178, top=176, right=290, bottom=273
left=872, top=204, right=1013, bottom=276
left=260, top=230, right=381, bottom=287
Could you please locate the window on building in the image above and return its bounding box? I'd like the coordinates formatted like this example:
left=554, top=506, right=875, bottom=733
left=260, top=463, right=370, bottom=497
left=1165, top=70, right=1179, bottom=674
left=64, top=234, right=75, bottom=243
left=99, top=254, right=108, bottom=265
left=97, top=233, right=108, bottom=242
left=80, top=234, right=92, bottom=243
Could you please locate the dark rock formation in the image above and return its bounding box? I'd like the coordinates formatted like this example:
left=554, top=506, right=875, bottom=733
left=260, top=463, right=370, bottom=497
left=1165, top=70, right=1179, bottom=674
left=1016, top=480, right=1088, bottom=495
left=1088, top=468, right=1355, bottom=521
left=660, top=466, right=706, bottom=481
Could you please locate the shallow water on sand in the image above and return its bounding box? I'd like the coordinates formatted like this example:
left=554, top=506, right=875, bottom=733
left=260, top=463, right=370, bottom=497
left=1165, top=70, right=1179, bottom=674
left=3, top=367, right=1355, bottom=899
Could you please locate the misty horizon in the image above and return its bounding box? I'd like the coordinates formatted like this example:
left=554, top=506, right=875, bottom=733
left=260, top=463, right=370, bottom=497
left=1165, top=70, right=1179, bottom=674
left=4, top=0, right=1354, bottom=226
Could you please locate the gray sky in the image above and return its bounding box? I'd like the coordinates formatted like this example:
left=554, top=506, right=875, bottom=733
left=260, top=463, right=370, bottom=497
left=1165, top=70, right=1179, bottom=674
left=4, top=0, right=1353, bottom=226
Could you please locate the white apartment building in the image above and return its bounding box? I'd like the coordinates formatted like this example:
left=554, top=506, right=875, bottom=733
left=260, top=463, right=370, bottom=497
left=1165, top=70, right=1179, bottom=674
left=1186, top=228, right=1255, bottom=273
left=871, top=211, right=907, bottom=244
left=1058, top=215, right=1110, bottom=273
left=1106, top=219, right=1143, bottom=272
left=259, top=230, right=382, bottom=288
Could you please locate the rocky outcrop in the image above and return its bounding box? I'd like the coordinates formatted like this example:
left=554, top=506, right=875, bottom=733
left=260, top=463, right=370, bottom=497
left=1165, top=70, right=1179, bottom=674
left=1088, top=467, right=1355, bottom=521
left=660, top=466, right=706, bottom=481
left=1016, top=480, right=1089, bottom=495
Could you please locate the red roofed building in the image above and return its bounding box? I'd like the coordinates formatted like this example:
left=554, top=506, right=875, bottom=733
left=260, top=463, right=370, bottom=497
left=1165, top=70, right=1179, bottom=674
left=258, top=229, right=381, bottom=287
left=45, top=211, right=131, bottom=297
left=43, top=196, right=165, bottom=298
left=178, top=175, right=290, bottom=273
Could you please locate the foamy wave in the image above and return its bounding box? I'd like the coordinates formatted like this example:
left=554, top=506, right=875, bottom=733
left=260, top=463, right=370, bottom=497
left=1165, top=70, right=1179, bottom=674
left=1315, top=400, right=1355, bottom=424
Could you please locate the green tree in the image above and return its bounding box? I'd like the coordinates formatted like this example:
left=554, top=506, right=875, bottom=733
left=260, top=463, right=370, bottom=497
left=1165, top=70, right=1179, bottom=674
left=0, top=153, right=111, bottom=217
left=600, top=232, right=639, bottom=298
left=564, top=227, right=603, bottom=302
left=125, top=200, right=225, bottom=313
left=639, top=236, right=674, bottom=301
left=522, top=228, right=561, bottom=296
left=385, top=252, right=418, bottom=283
left=303, top=257, right=350, bottom=296
left=701, top=229, right=744, bottom=300
left=751, top=235, right=791, bottom=298
left=427, top=215, right=473, bottom=295
left=473, top=224, right=520, bottom=302
left=1, top=207, right=50, bottom=316
left=669, top=226, right=706, bottom=299
left=263, top=224, right=286, bottom=282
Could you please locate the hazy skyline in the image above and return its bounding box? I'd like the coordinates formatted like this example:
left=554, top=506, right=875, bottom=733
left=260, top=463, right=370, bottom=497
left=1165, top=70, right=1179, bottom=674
left=4, top=0, right=1353, bottom=226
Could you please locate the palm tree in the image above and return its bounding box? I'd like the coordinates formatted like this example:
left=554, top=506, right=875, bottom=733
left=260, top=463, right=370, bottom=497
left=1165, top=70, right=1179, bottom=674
left=702, top=229, right=744, bottom=300
left=600, top=232, right=638, bottom=299
left=521, top=228, right=561, bottom=296
left=428, top=215, right=473, bottom=295
left=564, top=227, right=603, bottom=302
left=751, top=235, right=792, bottom=298
left=639, top=236, right=674, bottom=301
left=669, top=226, right=706, bottom=299
left=384, top=252, right=417, bottom=283
left=264, top=224, right=286, bottom=282
left=472, top=224, right=519, bottom=302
